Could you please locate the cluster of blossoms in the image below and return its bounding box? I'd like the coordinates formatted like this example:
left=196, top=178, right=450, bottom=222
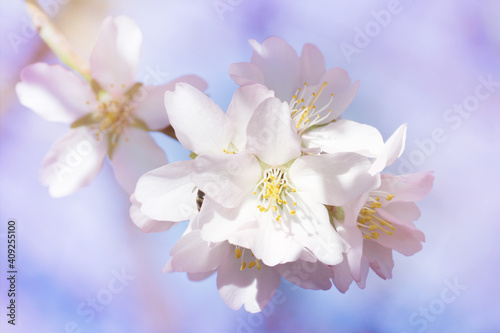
left=17, top=16, right=433, bottom=313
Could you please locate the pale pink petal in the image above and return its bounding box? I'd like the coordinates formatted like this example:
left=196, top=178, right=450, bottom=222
left=191, top=152, right=261, bottom=208
left=246, top=97, right=301, bottom=166
left=373, top=207, right=425, bottom=256
left=289, top=153, right=379, bottom=206
left=354, top=258, right=370, bottom=289
left=226, top=84, right=275, bottom=151
left=300, top=43, right=326, bottom=85
left=40, top=127, right=107, bottom=197
left=277, top=260, right=333, bottom=290
left=290, top=192, right=349, bottom=266
left=134, top=75, right=208, bottom=131
left=188, top=271, right=215, bottom=281
left=247, top=37, right=301, bottom=101
left=16, top=63, right=95, bottom=123
left=164, top=83, right=233, bottom=155
left=314, top=67, right=360, bottom=121
left=217, top=249, right=281, bottom=313
left=129, top=194, right=175, bottom=233
left=380, top=202, right=422, bottom=222
left=335, top=223, right=364, bottom=282
left=331, top=255, right=354, bottom=293
left=379, top=172, right=434, bottom=203
left=363, top=241, right=394, bottom=280
left=110, top=127, right=167, bottom=195
left=134, top=160, right=197, bottom=222
left=170, top=231, right=231, bottom=273
left=370, top=124, right=407, bottom=175
left=302, top=119, right=385, bottom=157
left=90, top=16, right=142, bottom=96
left=229, top=62, right=266, bottom=86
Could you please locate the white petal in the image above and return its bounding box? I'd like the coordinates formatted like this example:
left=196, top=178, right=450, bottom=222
left=40, top=127, right=107, bottom=197
left=90, top=16, right=142, bottom=96
left=246, top=97, right=301, bottom=166
left=246, top=37, right=301, bottom=101
left=300, top=43, right=326, bottom=85
left=170, top=231, right=231, bottom=273
left=226, top=84, right=275, bottom=151
left=217, top=249, right=281, bottom=313
left=302, top=119, right=385, bottom=157
left=289, top=153, right=378, bottom=206
left=370, top=124, right=407, bottom=175
left=200, top=196, right=257, bottom=243
left=134, top=75, right=208, bottom=131
left=164, top=83, right=233, bottom=155
left=134, top=160, right=197, bottom=222
left=16, top=63, right=95, bottom=123
left=129, top=194, right=175, bottom=233
left=290, top=192, right=349, bottom=265
left=191, top=152, right=262, bottom=208
left=277, top=260, right=333, bottom=290
left=110, top=127, right=167, bottom=195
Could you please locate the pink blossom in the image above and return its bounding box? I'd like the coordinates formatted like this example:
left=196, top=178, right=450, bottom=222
left=16, top=16, right=206, bottom=197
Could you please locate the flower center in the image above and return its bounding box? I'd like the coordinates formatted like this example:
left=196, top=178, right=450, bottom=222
left=253, top=168, right=298, bottom=223
left=91, top=97, right=136, bottom=146
left=289, top=82, right=334, bottom=134
left=357, top=192, right=396, bottom=240
left=235, top=247, right=262, bottom=271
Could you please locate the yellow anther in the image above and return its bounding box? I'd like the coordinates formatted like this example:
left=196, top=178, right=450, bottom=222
left=248, top=262, right=256, bottom=269
left=283, top=200, right=287, bottom=205
left=293, top=202, right=297, bottom=206
left=370, top=202, right=382, bottom=208
left=371, top=232, right=380, bottom=239
left=376, top=197, right=380, bottom=201
left=272, top=206, right=278, bottom=212
left=235, top=248, right=242, bottom=259
left=240, top=261, right=247, bottom=270
left=386, top=194, right=395, bottom=201
left=368, top=225, right=377, bottom=231
left=256, top=260, right=262, bottom=270
left=363, top=235, right=371, bottom=240
left=290, top=210, right=296, bottom=215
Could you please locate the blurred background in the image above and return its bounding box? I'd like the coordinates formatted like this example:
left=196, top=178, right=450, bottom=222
left=1, top=0, right=499, bottom=332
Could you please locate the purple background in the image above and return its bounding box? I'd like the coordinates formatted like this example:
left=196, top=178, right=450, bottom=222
left=1, top=0, right=499, bottom=332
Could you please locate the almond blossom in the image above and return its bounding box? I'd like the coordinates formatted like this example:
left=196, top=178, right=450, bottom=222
left=331, top=171, right=434, bottom=292
left=164, top=220, right=334, bottom=313
left=165, top=85, right=381, bottom=267
left=16, top=16, right=206, bottom=197
left=132, top=83, right=274, bottom=230
left=229, top=36, right=375, bottom=155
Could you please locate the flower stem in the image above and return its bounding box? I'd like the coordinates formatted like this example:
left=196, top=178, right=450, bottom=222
left=25, top=0, right=92, bottom=82
left=159, top=125, right=178, bottom=141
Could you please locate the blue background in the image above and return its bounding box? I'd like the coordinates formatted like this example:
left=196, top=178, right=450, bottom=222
left=1, top=0, right=499, bottom=332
